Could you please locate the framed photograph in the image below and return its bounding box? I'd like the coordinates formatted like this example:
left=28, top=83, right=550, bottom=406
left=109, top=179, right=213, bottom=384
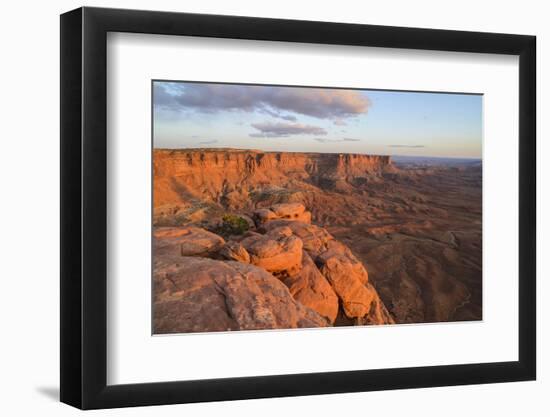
left=60, top=7, right=536, bottom=409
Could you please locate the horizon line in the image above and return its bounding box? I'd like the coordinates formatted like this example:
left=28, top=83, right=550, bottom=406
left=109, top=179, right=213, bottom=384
left=153, top=147, right=482, bottom=160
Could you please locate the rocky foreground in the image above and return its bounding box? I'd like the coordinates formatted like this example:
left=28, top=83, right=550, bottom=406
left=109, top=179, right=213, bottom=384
left=154, top=203, right=394, bottom=334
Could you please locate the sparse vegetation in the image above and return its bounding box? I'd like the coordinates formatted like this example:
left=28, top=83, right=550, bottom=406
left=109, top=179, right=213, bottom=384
left=249, top=187, right=298, bottom=203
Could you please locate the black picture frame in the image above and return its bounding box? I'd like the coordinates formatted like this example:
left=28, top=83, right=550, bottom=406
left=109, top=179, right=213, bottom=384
left=60, top=6, right=536, bottom=410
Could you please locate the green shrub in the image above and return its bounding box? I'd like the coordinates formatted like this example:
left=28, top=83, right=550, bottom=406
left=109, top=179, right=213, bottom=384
left=217, top=214, right=250, bottom=236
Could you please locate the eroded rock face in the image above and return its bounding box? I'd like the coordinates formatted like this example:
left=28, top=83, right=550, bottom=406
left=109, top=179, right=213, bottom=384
left=354, top=293, right=395, bottom=325
left=238, top=214, right=256, bottom=229
left=222, top=189, right=249, bottom=210
left=261, top=220, right=393, bottom=325
left=318, top=254, right=376, bottom=318
left=282, top=251, right=339, bottom=323
left=153, top=149, right=393, bottom=210
left=253, top=208, right=278, bottom=225
left=153, top=205, right=394, bottom=331
left=317, top=246, right=369, bottom=285
left=218, top=241, right=251, bottom=263
left=253, top=204, right=312, bottom=226
left=240, top=228, right=303, bottom=276
left=271, top=203, right=304, bottom=218
left=318, top=250, right=393, bottom=324
left=154, top=226, right=225, bottom=257
left=153, top=256, right=328, bottom=333
left=261, top=221, right=335, bottom=258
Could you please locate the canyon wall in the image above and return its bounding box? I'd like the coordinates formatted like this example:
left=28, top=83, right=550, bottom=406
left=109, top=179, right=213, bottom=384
left=154, top=148, right=394, bottom=208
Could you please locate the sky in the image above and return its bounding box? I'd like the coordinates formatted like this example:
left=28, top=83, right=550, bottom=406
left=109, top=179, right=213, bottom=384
left=153, top=81, right=482, bottom=159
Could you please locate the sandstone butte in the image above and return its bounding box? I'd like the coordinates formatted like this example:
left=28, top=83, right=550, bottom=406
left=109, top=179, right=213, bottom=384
left=153, top=202, right=394, bottom=333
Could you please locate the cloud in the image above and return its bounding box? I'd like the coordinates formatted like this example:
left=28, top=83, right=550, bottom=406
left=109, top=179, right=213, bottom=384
left=154, top=82, right=370, bottom=121
left=199, top=139, right=218, bottom=145
left=314, top=137, right=361, bottom=143
left=154, top=83, right=181, bottom=106
left=388, top=144, right=425, bottom=148
left=260, top=108, right=297, bottom=122
left=250, top=122, right=327, bottom=138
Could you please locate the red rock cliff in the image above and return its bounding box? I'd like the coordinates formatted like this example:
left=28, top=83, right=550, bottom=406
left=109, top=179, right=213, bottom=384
left=154, top=149, right=394, bottom=208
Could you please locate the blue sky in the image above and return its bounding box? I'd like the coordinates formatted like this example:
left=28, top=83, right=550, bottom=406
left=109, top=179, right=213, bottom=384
left=153, top=81, right=482, bottom=159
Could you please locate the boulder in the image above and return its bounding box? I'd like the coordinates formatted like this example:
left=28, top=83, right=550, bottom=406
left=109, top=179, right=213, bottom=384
left=218, top=241, right=250, bottom=263
left=261, top=221, right=334, bottom=258
left=266, top=225, right=293, bottom=239
left=252, top=208, right=278, bottom=226
left=269, top=211, right=312, bottom=224
left=295, top=211, right=312, bottom=224
left=238, top=214, right=256, bottom=229
left=153, top=256, right=329, bottom=333
left=262, top=220, right=393, bottom=324
left=318, top=253, right=375, bottom=318
left=317, top=249, right=393, bottom=324
left=270, top=203, right=305, bottom=218
left=154, top=226, right=225, bottom=257
left=240, top=229, right=303, bottom=276
left=282, top=251, right=339, bottom=323
left=354, top=292, right=395, bottom=325
left=317, top=246, right=369, bottom=285
left=253, top=204, right=312, bottom=225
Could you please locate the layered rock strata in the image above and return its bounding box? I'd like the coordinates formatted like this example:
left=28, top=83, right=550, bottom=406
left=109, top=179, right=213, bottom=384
left=153, top=149, right=394, bottom=209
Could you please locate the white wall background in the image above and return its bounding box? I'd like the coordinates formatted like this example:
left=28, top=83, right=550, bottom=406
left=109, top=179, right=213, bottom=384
left=0, top=0, right=546, bottom=415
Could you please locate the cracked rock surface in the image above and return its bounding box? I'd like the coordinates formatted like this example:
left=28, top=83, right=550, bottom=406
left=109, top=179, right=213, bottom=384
left=154, top=203, right=394, bottom=334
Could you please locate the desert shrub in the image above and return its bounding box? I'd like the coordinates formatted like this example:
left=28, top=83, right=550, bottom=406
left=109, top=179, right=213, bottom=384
left=215, top=214, right=250, bottom=237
